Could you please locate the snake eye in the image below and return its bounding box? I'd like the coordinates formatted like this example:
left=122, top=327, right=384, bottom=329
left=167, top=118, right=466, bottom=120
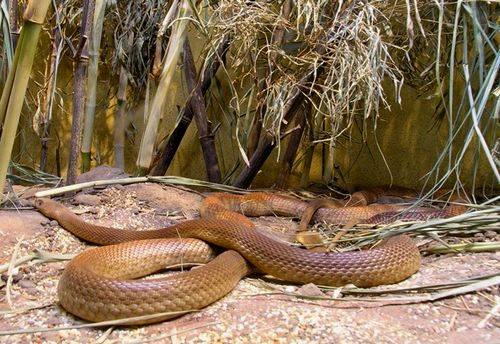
left=34, top=199, right=44, bottom=208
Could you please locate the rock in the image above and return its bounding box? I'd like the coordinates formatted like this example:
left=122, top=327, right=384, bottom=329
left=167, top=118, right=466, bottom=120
left=18, top=279, right=37, bottom=289
left=130, top=206, right=141, bottom=214
left=73, top=193, right=101, bottom=206
left=484, top=230, right=496, bottom=239
left=112, top=184, right=126, bottom=191
left=76, top=165, right=129, bottom=184
left=1, top=272, right=22, bottom=283
left=16, top=198, right=33, bottom=207
left=49, top=220, right=59, bottom=227
left=296, top=283, right=325, bottom=297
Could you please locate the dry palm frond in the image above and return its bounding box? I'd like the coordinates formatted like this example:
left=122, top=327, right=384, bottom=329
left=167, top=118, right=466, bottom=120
left=7, top=162, right=62, bottom=186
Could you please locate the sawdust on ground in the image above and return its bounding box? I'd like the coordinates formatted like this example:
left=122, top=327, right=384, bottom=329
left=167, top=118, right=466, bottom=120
left=0, top=182, right=499, bottom=344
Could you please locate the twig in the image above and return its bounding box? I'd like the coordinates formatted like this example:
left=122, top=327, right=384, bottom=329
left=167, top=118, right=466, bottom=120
left=0, top=249, right=76, bottom=274
left=0, top=310, right=201, bottom=335
left=5, top=237, right=23, bottom=309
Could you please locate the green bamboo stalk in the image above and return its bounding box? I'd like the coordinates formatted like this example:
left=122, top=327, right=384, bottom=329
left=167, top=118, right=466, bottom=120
left=135, top=0, right=191, bottom=175
left=0, top=19, right=24, bottom=128
left=81, top=0, right=106, bottom=172
left=0, top=0, right=51, bottom=202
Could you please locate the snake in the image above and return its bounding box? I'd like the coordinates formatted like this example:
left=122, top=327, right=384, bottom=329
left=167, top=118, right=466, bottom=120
left=33, top=191, right=464, bottom=324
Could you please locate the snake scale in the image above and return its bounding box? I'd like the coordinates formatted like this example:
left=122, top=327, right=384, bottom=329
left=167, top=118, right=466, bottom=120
left=34, top=191, right=464, bottom=324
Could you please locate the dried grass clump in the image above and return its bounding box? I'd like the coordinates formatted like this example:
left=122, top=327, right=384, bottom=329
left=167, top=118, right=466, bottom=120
left=204, top=1, right=417, bottom=144
left=199, top=1, right=498, bottom=190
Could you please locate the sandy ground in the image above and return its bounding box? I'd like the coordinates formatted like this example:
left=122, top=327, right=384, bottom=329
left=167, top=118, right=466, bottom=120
left=0, top=181, right=499, bottom=344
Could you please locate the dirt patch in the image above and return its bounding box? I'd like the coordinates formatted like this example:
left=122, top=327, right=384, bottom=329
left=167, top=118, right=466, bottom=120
left=0, top=210, right=48, bottom=261
left=0, top=183, right=498, bottom=343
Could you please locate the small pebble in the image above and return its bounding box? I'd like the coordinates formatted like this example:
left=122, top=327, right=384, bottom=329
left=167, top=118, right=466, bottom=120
left=1, top=272, right=22, bottom=283
left=484, top=230, right=496, bottom=239
left=17, top=199, right=32, bottom=207
left=18, top=279, right=37, bottom=289
left=49, top=220, right=59, bottom=227
left=297, top=283, right=325, bottom=297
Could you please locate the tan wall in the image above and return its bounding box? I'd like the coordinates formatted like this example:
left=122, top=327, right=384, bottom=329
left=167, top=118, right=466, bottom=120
left=16, top=35, right=496, bottom=192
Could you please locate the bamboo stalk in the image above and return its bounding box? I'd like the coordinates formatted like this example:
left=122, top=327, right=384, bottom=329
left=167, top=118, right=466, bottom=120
left=40, top=26, right=63, bottom=172
left=113, top=31, right=135, bottom=171
left=135, top=0, right=191, bottom=175
left=300, top=122, right=316, bottom=188
left=34, top=175, right=246, bottom=198
left=114, top=67, right=128, bottom=170
left=182, top=38, right=222, bottom=183
left=66, top=0, right=95, bottom=185
left=246, top=106, right=263, bottom=161
left=150, top=35, right=229, bottom=176
left=276, top=104, right=307, bottom=189
left=81, top=0, right=106, bottom=172
left=426, top=241, right=500, bottom=254
left=233, top=65, right=322, bottom=188
left=0, top=0, right=14, bottom=74
left=0, top=0, right=51, bottom=202
left=0, top=20, right=23, bottom=128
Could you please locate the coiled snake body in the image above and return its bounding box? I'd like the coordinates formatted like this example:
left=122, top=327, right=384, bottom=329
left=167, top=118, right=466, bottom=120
left=34, top=192, right=464, bottom=324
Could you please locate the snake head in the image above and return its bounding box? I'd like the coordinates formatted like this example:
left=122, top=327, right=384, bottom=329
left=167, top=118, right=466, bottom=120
left=33, top=198, right=64, bottom=220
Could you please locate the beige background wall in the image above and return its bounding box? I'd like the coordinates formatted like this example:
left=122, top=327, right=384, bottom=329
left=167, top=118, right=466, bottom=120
left=15, top=37, right=496, bottom=192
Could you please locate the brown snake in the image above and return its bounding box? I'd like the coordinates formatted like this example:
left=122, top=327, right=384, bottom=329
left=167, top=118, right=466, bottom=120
left=34, top=191, right=464, bottom=324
